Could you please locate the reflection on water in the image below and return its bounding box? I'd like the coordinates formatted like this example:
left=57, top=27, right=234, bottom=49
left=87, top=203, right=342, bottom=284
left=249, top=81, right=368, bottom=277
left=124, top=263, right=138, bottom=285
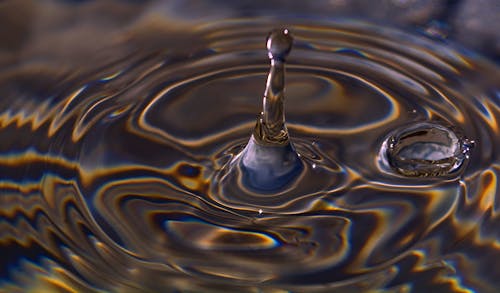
left=1, top=1, right=500, bottom=292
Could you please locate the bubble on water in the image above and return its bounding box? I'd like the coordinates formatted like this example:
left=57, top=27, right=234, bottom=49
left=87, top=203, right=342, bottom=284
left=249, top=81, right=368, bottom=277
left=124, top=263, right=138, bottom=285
left=381, top=122, right=473, bottom=177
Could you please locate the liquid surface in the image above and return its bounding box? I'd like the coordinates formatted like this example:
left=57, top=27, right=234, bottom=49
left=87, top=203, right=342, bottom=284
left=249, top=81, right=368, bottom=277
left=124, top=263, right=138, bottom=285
left=1, top=17, right=500, bottom=293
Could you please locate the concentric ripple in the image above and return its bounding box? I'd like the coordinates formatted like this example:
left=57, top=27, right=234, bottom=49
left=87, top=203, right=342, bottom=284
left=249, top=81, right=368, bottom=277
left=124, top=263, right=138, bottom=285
left=0, top=18, right=499, bottom=292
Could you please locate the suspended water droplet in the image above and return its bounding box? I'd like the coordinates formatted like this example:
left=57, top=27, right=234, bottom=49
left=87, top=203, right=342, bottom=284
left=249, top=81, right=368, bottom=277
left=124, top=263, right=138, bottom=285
left=266, top=28, right=293, bottom=61
left=381, top=122, right=473, bottom=177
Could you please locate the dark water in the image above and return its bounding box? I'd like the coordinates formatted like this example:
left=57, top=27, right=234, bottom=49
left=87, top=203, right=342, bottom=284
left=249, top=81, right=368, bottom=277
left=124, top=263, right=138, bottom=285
left=1, top=9, right=500, bottom=293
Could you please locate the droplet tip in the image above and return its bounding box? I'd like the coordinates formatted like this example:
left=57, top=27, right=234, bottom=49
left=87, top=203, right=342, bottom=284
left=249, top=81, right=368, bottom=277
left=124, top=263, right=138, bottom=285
left=266, top=28, right=293, bottom=61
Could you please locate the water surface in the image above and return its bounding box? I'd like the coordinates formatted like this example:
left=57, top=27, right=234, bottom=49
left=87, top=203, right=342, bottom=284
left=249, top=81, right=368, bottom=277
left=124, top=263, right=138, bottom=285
left=0, top=9, right=500, bottom=293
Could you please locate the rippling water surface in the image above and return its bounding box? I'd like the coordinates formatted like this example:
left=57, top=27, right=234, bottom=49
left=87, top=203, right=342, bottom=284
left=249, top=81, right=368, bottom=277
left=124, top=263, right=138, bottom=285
left=1, top=13, right=500, bottom=293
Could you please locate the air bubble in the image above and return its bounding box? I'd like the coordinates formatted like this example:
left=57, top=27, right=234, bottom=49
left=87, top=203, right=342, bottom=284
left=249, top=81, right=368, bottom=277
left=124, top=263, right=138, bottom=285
left=381, top=122, right=473, bottom=177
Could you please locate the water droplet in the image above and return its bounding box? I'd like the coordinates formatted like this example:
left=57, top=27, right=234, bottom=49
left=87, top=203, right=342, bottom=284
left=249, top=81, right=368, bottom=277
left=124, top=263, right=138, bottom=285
left=381, top=122, right=473, bottom=177
left=236, top=28, right=302, bottom=191
left=212, top=28, right=346, bottom=208
left=266, top=29, right=293, bottom=61
left=253, top=29, right=294, bottom=145
left=423, top=20, right=450, bottom=40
